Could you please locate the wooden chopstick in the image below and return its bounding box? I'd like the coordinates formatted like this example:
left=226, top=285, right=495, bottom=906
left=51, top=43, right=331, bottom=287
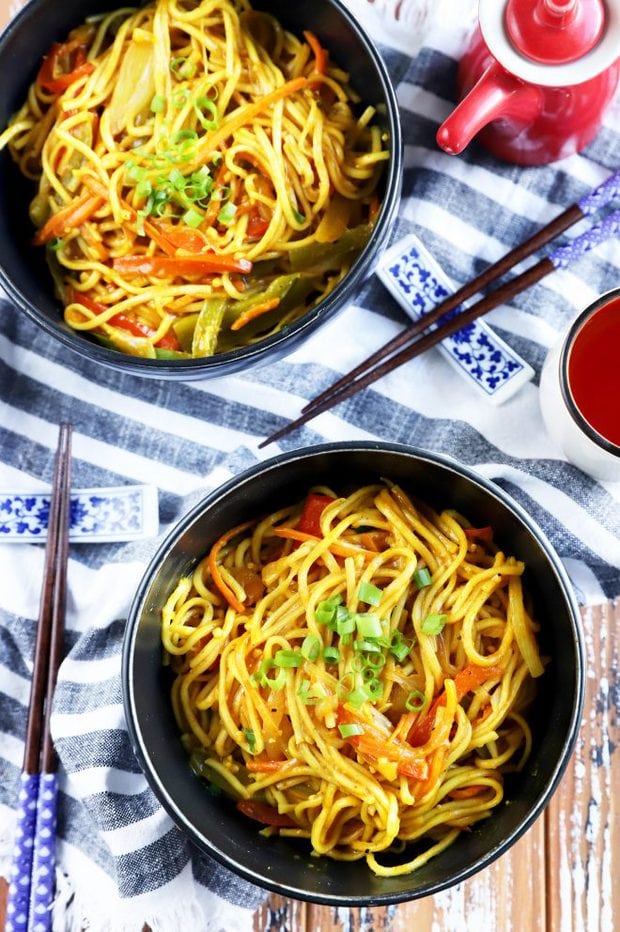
left=6, top=423, right=72, bottom=932
left=301, top=170, right=620, bottom=417
left=259, top=206, right=620, bottom=448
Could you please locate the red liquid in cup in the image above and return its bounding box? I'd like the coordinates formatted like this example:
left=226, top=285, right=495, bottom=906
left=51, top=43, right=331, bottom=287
left=567, top=295, right=620, bottom=447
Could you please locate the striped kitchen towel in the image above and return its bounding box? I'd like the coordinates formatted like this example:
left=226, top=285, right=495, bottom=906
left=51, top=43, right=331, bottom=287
left=0, top=1, right=619, bottom=930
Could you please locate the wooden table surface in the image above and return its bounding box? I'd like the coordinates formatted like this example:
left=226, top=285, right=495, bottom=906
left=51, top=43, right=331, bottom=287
left=0, top=3, right=618, bottom=930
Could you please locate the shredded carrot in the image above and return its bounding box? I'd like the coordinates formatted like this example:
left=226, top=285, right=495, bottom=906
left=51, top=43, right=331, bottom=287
left=303, top=31, right=327, bottom=74
left=208, top=520, right=256, bottom=614
left=230, top=298, right=280, bottom=331
left=464, top=526, right=494, bottom=543
left=33, top=192, right=105, bottom=245
left=448, top=785, right=486, bottom=799
left=246, top=758, right=290, bottom=772
left=196, top=77, right=308, bottom=162
left=272, top=526, right=375, bottom=561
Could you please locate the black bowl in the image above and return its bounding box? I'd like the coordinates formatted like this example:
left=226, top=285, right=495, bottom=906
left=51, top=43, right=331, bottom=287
left=0, top=0, right=401, bottom=379
left=122, top=442, right=584, bottom=905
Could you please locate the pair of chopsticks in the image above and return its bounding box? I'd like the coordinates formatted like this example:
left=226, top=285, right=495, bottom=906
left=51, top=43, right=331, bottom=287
left=7, top=424, right=72, bottom=932
left=260, top=170, right=620, bottom=448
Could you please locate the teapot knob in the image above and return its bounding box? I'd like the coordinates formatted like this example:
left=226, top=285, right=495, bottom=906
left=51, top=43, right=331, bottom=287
left=506, top=0, right=606, bottom=64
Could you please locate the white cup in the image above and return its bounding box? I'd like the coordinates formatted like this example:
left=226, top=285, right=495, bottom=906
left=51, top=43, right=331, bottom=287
left=539, top=288, right=620, bottom=483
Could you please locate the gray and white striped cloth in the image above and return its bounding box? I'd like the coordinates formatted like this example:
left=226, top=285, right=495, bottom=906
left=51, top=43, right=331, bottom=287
left=1, top=3, right=619, bottom=930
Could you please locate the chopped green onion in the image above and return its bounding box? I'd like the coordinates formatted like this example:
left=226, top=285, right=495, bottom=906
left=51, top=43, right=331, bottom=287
left=125, top=161, right=147, bottom=183
left=183, top=207, right=203, bottom=228
left=338, top=723, right=364, bottom=738
left=135, top=179, right=152, bottom=199
left=292, top=209, right=305, bottom=223
left=323, top=646, right=340, bottom=665
left=335, top=607, right=356, bottom=636
left=150, top=94, right=165, bottom=114
left=414, top=567, right=432, bottom=589
left=274, top=649, right=303, bottom=668
left=171, top=56, right=197, bottom=79
left=173, top=89, right=190, bottom=109
left=405, top=690, right=427, bottom=713
left=243, top=728, right=256, bottom=752
left=215, top=185, right=231, bottom=201
left=336, top=671, right=355, bottom=699
left=365, top=652, right=387, bottom=670
left=173, top=129, right=198, bottom=144
left=194, top=95, right=218, bottom=131
left=297, top=679, right=317, bottom=705
left=47, top=237, right=64, bottom=252
left=421, top=613, right=448, bottom=636
left=169, top=168, right=186, bottom=190
left=301, top=635, right=321, bottom=662
left=255, top=658, right=287, bottom=690
left=347, top=686, right=370, bottom=708
left=136, top=210, right=146, bottom=236
left=355, top=613, right=383, bottom=640
left=358, top=581, right=382, bottom=606
left=315, top=601, right=337, bottom=627
left=217, top=202, right=237, bottom=225
left=353, top=639, right=382, bottom=654
left=390, top=638, right=411, bottom=663
left=367, top=678, right=384, bottom=699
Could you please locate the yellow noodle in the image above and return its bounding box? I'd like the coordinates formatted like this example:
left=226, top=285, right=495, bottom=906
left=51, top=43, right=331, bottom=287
left=162, top=482, right=544, bottom=876
left=0, top=0, right=386, bottom=358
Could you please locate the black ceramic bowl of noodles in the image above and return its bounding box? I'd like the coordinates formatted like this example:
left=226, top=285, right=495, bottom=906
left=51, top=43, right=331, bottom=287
left=0, top=0, right=401, bottom=380
left=122, top=441, right=584, bottom=905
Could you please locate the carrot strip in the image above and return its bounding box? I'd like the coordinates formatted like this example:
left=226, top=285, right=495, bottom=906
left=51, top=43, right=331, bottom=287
left=236, top=799, right=296, bottom=827
left=113, top=253, right=252, bottom=276
left=407, top=664, right=503, bottom=748
left=196, top=77, right=308, bottom=162
left=464, top=526, right=494, bottom=543
left=246, top=759, right=290, bottom=772
left=303, top=31, right=327, bottom=74
left=448, top=785, right=486, bottom=799
left=208, top=520, right=256, bottom=614
left=230, top=298, right=280, bottom=331
left=33, top=193, right=105, bottom=245
left=272, top=527, right=375, bottom=561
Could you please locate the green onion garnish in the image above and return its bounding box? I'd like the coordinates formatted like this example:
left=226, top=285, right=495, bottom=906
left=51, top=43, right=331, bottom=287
left=297, top=679, right=317, bottom=705
left=358, top=581, right=382, bottom=606
left=323, top=646, right=340, bottom=665
left=414, top=567, right=432, bottom=589
left=150, top=94, right=165, bottom=114
left=255, top=658, right=286, bottom=690
left=168, top=168, right=186, bottom=190
left=367, top=678, right=383, bottom=699
left=243, top=728, right=256, bottom=752
left=47, top=237, right=63, bottom=252
left=338, top=723, right=364, bottom=738
left=301, top=635, right=321, bottom=662
left=405, top=690, right=427, bottom=713
left=136, top=210, right=146, bottom=236
left=292, top=209, right=305, bottom=223
left=389, top=631, right=411, bottom=663
left=274, top=649, right=303, bottom=668
left=347, top=686, right=370, bottom=708
left=135, top=179, right=152, bottom=199
left=217, top=202, right=236, bottom=225
left=173, top=129, right=198, bottom=144
left=335, top=607, right=356, bottom=636
left=353, top=639, right=382, bottom=653
left=365, top=652, right=386, bottom=670
left=183, top=208, right=203, bottom=228
left=421, top=613, right=448, bottom=636
left=170, top=56, right=197, bottom=79
left=194, top=95, right=218, bottom=131
left=355, top=613, right=383, bottom=639
left=173, top=89, right=190, bottom=109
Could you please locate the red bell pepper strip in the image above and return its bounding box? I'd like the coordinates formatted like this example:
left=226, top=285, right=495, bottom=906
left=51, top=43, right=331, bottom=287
left=37, top=40, right=94, bottom=94
left=407, top=664, right=503, bottom=748
left=68, top=290, right=181, bottom=350
left=297, top=493, right=335, bottom=537
left=464, top=526, right=494, bottom=544
left=337, top=706, right=428, bottom=781
left=236, top=799, right=297, bottom=827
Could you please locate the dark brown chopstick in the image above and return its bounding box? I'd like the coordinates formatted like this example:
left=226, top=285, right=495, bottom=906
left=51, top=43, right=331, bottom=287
left=299, top=202, right=582, bottom=417
left=24, top=422, right=73, bottom=774
left=259, top=259, right=553, bottom=448
left=6, top=422, right=72, bottom=931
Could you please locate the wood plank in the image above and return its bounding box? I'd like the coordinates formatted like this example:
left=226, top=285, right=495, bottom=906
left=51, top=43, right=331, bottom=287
left=546, top=600, right=620, bottom=932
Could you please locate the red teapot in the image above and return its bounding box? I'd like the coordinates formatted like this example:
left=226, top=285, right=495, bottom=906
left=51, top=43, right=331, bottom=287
left=437, top=0, right=620, bottom=165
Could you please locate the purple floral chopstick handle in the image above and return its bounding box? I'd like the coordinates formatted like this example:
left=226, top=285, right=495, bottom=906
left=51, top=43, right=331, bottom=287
left=5, top=773, right=39, bottom=932
left=550, top=208, right=620, bottom=269
left=29, top=773, right=58, bottom=932
left=578, top=170, right=620, bottom=216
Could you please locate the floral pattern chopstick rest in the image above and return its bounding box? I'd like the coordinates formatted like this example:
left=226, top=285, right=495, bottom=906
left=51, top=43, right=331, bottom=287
left=0, top=485, right=159, bottom=543
left=376, top=234, right=534, bottom=404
